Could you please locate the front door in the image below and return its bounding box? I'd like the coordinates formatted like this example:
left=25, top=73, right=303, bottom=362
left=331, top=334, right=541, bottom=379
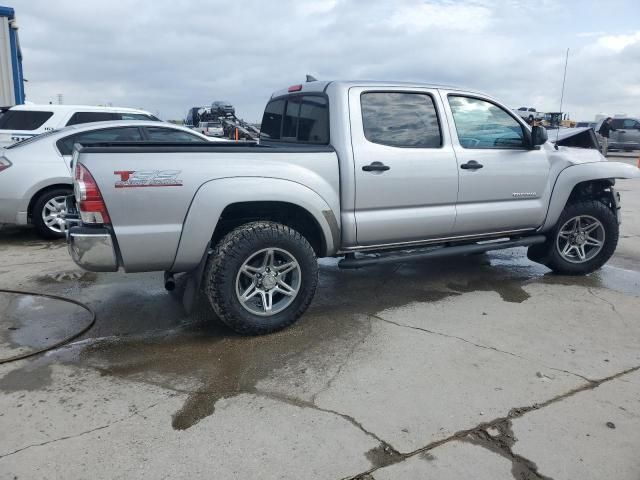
left=613, top=118, right=640, bottom=149
left=349, top=87, right=459, bottom=246
left=440, top=92, right=551, bottom=235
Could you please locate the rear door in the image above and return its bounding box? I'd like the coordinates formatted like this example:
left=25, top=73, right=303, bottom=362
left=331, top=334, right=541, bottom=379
left=441, top=92, right=550, bottom=235
left=349, top=87, right=459, bottom=246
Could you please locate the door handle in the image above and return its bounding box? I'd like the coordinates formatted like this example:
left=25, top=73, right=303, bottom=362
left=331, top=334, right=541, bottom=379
left=460, top=160, right=483, bottom=170
left=362, top=162, right=390, bottom=172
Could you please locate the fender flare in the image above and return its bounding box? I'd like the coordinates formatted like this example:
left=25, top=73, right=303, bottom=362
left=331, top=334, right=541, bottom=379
left=171, top=177, right=340, bottom=271
left=540, top=161, right=639, bottom=232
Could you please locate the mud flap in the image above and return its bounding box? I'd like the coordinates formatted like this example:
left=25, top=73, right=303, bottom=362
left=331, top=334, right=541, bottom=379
left=182, top=244, right=213, bottom=315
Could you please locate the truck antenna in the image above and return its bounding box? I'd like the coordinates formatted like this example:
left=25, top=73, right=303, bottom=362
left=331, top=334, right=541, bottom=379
left=555, top=48, right=570, bottom=150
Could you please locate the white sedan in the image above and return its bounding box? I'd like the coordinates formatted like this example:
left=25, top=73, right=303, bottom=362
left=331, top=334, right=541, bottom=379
left=0, top=120, right=226, bottom=239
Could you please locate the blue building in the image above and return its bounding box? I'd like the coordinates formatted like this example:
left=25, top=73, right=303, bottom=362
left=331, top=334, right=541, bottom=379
left=0, top=5, right=25, bottom=107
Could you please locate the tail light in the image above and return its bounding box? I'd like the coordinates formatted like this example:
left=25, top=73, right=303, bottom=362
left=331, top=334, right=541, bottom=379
left=0, top=156, right=11, bottom=173
left=74, top=163, right=110, bottom=224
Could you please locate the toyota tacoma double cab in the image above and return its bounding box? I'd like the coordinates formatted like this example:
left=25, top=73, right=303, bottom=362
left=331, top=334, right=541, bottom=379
left=66, top=80, right=639, bottom=335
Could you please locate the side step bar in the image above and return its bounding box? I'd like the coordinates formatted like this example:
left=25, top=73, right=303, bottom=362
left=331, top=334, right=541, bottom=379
left=338, top=235, right=547, bottom=269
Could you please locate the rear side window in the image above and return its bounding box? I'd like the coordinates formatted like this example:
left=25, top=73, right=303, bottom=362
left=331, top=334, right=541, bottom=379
left=0, top=110, right=54, bottom=130
left=56, top=127, right=143, bottom=155
left=66, top=112, right=117, bottom=126
left=260, top=95, right=329, bottom=144
left=361, top=92, right=442, bottom=148
left=118, top=113, right=159, bottom=121
left=610, top=119, right=624, bottom=129
left=145, top=127, right=205, bottom=142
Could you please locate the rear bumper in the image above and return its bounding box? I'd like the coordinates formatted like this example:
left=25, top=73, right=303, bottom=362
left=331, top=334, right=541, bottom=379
left=67, top=226, right=119, bottom=272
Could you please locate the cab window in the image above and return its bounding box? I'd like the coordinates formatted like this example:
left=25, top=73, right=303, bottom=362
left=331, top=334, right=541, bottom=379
left=448, top=96, right=525, bottom=149
left=361, top=92, right=442, bottom=148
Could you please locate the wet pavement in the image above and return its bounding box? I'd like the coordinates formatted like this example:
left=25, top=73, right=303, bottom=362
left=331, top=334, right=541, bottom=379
left=0, top=171, right=639, bottom=479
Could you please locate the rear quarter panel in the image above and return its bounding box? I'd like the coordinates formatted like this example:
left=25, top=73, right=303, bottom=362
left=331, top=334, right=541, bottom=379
left=78, top=150, right=340, bottom=272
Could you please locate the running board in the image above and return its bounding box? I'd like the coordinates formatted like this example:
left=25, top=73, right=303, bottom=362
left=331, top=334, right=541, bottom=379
left=338, top=235, right=547, bottom=269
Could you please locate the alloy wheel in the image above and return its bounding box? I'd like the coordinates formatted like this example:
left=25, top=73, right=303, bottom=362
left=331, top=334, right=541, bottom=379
left=556, top=215, right=605, bottom=263
left=235, top=248, right=301, bottom=316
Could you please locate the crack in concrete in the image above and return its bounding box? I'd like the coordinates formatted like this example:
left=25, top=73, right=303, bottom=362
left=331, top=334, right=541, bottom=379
left=370, top=314, right=594, bottom=383
left=0, top=397, right=170, bottom=460
left=464, top=419, right=553, bottom=480
left=348, top=365, right=640, bottom=480
left=254, top=389, right=402, bottom=468
left=586, top=287, right=628, bottom=325
left=311, top=315, right=374, bottom=405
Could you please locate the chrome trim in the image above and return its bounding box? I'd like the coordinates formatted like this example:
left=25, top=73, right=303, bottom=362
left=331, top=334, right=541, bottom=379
left=67, top=228, right=118, bottom=272
left=338, top=228, right=536, bottom=253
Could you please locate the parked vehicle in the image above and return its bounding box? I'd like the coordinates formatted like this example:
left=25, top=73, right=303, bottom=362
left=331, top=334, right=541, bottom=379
left=197, top=121, right=224, bottom=137
left=596, top=117, right=640, bottom=151
left=0, top=104, right=160, bottom=147
left=211, top=100, right=235, bottom=117
left=0, top=120, right=218, bottom=239
left=65, top=80, right=639, bottom=335
left=515, top=107, right=541, bottom=122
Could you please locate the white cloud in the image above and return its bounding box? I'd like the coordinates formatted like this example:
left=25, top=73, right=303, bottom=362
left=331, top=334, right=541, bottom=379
left=390, top=1, right=492, bottom=33
left=596, top=31, right=640, bottom=52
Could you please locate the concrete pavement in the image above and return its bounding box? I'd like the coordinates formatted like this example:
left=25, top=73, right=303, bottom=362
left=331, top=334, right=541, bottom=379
left=0, top=166, right=638, bottom=479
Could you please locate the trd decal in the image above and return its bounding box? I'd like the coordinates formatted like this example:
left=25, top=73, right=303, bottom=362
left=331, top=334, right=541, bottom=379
left=114, top=170, right=183, bottom=188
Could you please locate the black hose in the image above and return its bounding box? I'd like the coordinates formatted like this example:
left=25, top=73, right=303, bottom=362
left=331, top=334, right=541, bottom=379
left=0, top=288, right=96, bottom=364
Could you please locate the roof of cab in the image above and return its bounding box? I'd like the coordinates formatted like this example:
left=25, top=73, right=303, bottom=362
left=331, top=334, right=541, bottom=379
left=270, top=80, right=487, bottom=99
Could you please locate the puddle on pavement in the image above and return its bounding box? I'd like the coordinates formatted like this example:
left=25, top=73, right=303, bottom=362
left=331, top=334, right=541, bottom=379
left=0, top=291, right=93, bottom=359
left=1, top=246, right=637, bottom=433
left=77, top=311, right=370, bottom=430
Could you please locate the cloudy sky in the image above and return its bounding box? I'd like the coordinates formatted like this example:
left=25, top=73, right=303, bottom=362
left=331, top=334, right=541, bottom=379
left=12, top=0, right=640, bottom=122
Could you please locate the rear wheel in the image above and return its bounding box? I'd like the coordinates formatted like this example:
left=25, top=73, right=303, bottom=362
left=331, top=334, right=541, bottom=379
left=204, top=221, right=318, bottom=335
left=32, top=188, right=72, bottom=239
left=529, top=200, right=618, bottom=275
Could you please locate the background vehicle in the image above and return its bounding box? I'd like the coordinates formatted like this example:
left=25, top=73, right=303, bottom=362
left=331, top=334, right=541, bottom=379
left=598, top=117, right=640, bottom=151
left=211, top=100, right=235, bottom=117
left=0, top=104, right=160, bottom=147
left=197, top=121, right=224, bottom=137
left=515, top=107, right=541, bottom=122
left=66, top=80, right=639, bottom=335
left=575, top=121, right=597, bottom=129
left=0, top=120, right=215, bottom=238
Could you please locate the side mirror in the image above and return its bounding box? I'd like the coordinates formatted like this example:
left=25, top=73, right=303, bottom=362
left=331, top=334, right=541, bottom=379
left=531, top=125, right=548, bottom=147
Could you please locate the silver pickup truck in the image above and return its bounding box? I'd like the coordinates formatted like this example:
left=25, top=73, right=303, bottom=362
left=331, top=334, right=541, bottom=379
left=66, top=80, right=639, bottom=334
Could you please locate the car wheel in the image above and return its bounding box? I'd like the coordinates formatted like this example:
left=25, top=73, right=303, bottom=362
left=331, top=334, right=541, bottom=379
left=204, top=221, right=318, bottom=335
left=32, top=188, right=72, bottom=239
left=533, top=200, right=618, bottom=275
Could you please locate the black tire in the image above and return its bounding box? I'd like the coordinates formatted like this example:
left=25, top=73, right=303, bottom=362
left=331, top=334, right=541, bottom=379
left=528, top=200, right=618, bottom=275
left=32, top=188, right=72, bottom=239
left=204, top=221, right=318, bottom=335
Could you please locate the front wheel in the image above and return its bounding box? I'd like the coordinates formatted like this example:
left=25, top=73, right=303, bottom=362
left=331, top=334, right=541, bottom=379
left=204, top=221, right=318, bottom=335
left=530, top=200, right=618, bottom=275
